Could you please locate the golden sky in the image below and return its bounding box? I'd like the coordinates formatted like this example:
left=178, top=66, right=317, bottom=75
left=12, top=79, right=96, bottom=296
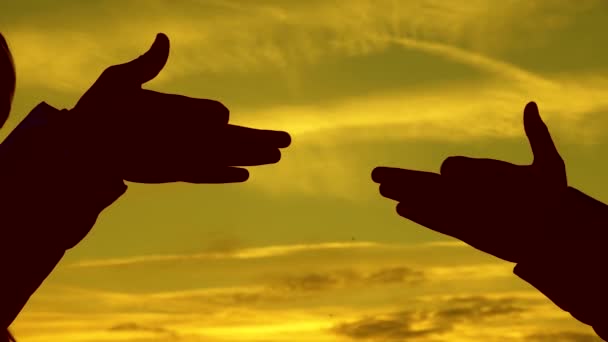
left=1, top=0, right=607, bottom=341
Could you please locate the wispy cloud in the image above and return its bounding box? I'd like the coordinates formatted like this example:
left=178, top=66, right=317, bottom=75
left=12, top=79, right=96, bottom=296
left=65, top=241, right=385, bottom=268
left=271, top=266, right=425, bottom=293
left=426, top=263, right=514, bottom=281
left=63, top=240, right=470, bottom=269
left=3, top=0, right=586, bottom=91
left=238, top=73, right=608, bottom=198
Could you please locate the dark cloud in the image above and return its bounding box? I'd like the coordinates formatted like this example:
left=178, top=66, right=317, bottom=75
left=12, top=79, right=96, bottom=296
left=525, top=331, right=603, bottom=342
left=331, top=311, right=447, bottom=342
left=171, top=289, right=278, bottom=309
left=108, top=322, right=178, bottom=338
left=366, top=267, right=425, bottom=285
left=275, top=266, right=426, bottom=293
left=331, top=295, right=534, bottom=341
left=435, top=296, right=527, bottom=323
left=283, top=272, right=343, bottom=292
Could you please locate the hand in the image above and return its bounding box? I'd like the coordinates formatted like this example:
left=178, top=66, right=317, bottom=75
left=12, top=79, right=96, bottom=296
left=68, top=33, right=291, bottom=184
left=372, top=102, right=567, bottom=263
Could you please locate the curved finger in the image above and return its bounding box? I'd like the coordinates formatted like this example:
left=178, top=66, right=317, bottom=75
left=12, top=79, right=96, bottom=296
left=524, top=102, right=564, bottom=169
left=523, top=102, right=567, bottom=187
left=103, top=33, right=170, bottom=86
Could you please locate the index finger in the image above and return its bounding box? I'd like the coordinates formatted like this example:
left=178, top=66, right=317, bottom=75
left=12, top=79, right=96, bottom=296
left=222, top=125, right=292, bottom=148
left=374, top=167, right=444, bottom=202
left=372, top=167, right=464, bottom=238
left=372, top=166, right=418, bottom=183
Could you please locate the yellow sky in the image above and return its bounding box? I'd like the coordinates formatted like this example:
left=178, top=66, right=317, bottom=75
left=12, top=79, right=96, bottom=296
left=1, top=0, right=607, bottom=341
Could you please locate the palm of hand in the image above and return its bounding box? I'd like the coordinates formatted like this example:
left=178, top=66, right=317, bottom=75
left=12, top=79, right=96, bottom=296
left=373, top=102, right=567, bottom=263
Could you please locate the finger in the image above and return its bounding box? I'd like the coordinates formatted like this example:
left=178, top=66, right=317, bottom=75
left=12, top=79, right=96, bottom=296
left=125, top=165, right=249, bottom=184
left=374, top=168, right=474, bottom=240
left=139, top=89, right=230, bottom=126
left=220, top=125, right=291, bottom=148
left=386, top=174, right=463, bottom=239
left=523, top=102, right=565, bottom=173
left=371, top=166, right=409, bottom=183
left=121, top=141, right=280, bottom=181
left=104, top=33, right=170, bottom=86
left=377, top=168, right=443, bottom=202
left=220, top=147, right=282, bottom=166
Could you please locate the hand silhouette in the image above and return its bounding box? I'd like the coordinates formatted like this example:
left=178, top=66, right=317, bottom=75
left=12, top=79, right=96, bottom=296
left=372, top=102, right=568, bottom=263
left=67, top=33, right=291, bottom=184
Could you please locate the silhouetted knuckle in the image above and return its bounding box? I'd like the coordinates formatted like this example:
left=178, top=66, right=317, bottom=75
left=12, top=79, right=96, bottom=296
left=379, top=183, right=393, bottom=198
left=396, top=203, right=408, bottom=216
left=440, top=156, right=459, bottom=176
left=272, top=149, right=282, bottom=163
left=210, top=100, right=229, bottom=120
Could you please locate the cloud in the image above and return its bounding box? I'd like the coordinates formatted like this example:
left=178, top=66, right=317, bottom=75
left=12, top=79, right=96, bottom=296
left=525, top=331, right=604, bottom=342
left=274, top=266, right=425, bottom=293
left=65, top=241, right=385, bottom=268
left=331, top=294, right=536, bottom=341
left=366, top=267, right=425, bottom=285
left=434, top=295, right=527, bottom=323
left=418, top=241, right=467, bottom=248
left=108, top=322, right=179, bottom=338
left=16, top=283, right=563, bottom=342
left=426, top=263, right=514, bottom=281
left=3, top=0, right=589, bottom=91
left=331, top=311, right=445, bottom=342
left=241, top=74, right=608, bottom=143
left=237, top=73, right=608, bottom=198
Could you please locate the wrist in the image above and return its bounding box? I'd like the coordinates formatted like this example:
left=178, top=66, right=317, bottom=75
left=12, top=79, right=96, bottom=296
left=0, top=102, right=127, bottom=250
left=543, top=186, right=608, bottom=249
left=514, top=185, right=608, bottom=331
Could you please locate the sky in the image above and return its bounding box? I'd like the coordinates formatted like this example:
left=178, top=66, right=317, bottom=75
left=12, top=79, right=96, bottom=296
left=1, top=0, right=608, bottom=341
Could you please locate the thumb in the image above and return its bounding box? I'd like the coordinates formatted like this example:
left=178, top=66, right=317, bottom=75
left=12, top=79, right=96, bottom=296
left=105, top=33, right=170, bottom=86
left=523, top=101, right=566, bottom=183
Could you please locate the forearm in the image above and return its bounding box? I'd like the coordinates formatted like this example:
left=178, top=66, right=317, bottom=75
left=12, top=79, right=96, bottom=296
left=514, top=186, right=608, bottom=340
left=0, top=102, right=127, bottom=329
left=0, top=246, right=64, bottom=329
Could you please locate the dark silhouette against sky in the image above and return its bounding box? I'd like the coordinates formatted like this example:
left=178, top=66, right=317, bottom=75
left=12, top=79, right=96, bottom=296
left=373, top=101, right=608, bottom=340
left=0, top=33, right=290, bottom=342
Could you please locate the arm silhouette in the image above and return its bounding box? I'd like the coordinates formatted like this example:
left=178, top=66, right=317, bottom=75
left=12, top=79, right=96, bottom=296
left=0, top=33, right=291, bottom=336
left=372, top=102, right=608, bottom=340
